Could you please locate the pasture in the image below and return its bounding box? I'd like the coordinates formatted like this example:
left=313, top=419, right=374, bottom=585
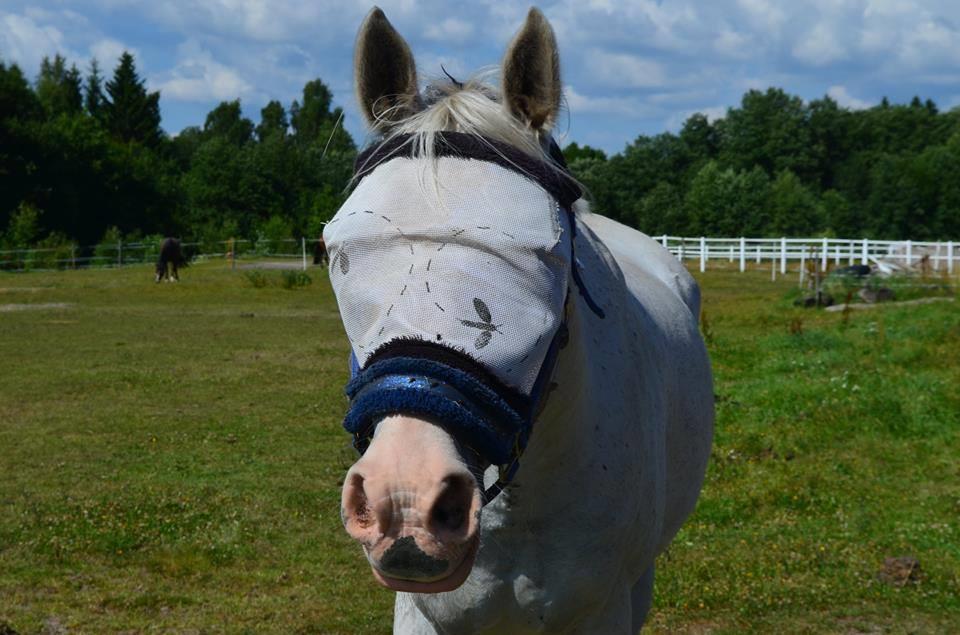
left=1, top=261, right=957, bottom=633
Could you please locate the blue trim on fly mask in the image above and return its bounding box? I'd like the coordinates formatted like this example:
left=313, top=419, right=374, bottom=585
left=345, top=356, right=531, bottom=466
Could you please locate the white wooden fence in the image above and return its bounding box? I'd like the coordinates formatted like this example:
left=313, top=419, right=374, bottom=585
left=658, top=236, right=956, bottom=275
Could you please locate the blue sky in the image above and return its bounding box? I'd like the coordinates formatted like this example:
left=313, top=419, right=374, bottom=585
left=2, top=1, right=960, bottom=154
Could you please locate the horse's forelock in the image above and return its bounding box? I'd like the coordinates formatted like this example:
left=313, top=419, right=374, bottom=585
left=355, top=74, right=577, bottom=198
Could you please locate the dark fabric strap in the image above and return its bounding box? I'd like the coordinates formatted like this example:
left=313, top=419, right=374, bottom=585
left=354, top=132, right=583, bottom=209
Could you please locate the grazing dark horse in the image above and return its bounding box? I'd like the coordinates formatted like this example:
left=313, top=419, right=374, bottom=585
left=313, top=235, right=328, bottom=266
left=155, top=237, right=186, bottom=282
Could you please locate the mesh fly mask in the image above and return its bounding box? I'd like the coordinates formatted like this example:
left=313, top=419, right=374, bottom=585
left=325, top=133, right=596, bottom=500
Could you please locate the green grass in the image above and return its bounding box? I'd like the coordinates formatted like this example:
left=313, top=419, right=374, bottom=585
left=1, top=262, right=958, bottom=633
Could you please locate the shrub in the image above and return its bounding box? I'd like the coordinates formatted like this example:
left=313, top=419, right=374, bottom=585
left=279, top=270, right=311, bottom=289
left=243, top=270, right=269, bottom=288
left=93, top=226, right=123, bottom=267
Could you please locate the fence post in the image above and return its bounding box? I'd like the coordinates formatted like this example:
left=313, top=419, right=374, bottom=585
left=739, top=237, right=745, bottom=272
left=799, top=248, right=806, bottom=288
left=905, top=240, right=912, bottom=269
left=780, top=237, right=786, bottom=274
left=821, top=236, right=828, bottom=271
left=699, top=236, right=706, bottom=273
left=302, top=237, right=307, bottom=271
left=834, top=242, right=841, bottom=265
left=861, top=237, right=868, bottom=265
left=755, top=245, right=761, bottom=263
left=948, top=241, right=954, bottom=275
left=661, top=234, right=668, bottom=249
left=848, top=240, right=854, bottom=265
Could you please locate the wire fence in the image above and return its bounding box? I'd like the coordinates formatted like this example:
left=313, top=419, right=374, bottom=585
left=0, top=237, right=324, bottom=273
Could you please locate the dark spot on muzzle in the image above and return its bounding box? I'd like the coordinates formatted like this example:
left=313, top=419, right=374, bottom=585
left=379, top=535, right=449, bottom=579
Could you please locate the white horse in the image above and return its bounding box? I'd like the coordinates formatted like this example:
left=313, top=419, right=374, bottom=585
left=326, top=7, right=714, bottom=633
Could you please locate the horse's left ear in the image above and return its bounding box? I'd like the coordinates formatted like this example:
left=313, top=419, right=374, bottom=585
left=502, top=7, right=562, bottom=130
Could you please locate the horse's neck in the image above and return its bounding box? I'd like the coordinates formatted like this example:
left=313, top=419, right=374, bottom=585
left=493, top=288, right=604, bottom=514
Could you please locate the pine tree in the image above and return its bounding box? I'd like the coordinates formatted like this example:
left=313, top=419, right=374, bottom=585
left=103, top=52, right=162, bottom=145
left=35, top=54, right=83, bottom=116
left=85, top=59, right=105, bottom=119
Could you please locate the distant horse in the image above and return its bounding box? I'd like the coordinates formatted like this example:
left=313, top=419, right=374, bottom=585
left=324, top=8, right=713, bottom=634
left=155, top=237, right=186, bottom=282
left=313, top=235, right=328, bottom=266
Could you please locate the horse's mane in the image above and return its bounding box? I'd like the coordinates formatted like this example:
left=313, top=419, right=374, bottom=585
left=355, top=72, right=572, bottom=190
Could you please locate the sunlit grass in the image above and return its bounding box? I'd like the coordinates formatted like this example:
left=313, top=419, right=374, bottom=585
left=1, top=261, right=957, bottom=633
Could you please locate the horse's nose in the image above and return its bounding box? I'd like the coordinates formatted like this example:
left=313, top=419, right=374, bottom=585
left=340, top=466, right=479, bottom=548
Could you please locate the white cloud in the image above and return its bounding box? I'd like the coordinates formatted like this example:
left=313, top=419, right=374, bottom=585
left=793, top=22, right=847, bottom=66
left=713, top=28, right=751, bottom=58
left=584, top=50, right=666, bottom=89
left=152, top=42, right=252, bottom=102
left=0, top=12, right=69, bottom=72
left=564, top=85, right=655, bottom=118
left=89, top=38, right=135, bottom=68
left=424, top=18, right=473, bottom=41
left=827, top=85, right=871, bottom=110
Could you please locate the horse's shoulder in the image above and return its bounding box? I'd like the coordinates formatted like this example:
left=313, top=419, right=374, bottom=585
left=576, top=208, right=700, bottom=319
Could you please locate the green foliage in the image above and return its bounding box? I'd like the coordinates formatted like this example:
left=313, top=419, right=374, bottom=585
left=35, top=54, right=83, bottom=117
left=93, top=225, right=122, bottom=265
left=27, top=231, right=75, bottom=270
left=279, top=269, right=312, bottom=289
left=767, top=170, right=822, bottom=236
left=242, top=269, right=269, bottom=288
left=256, top=100, right=288, bottom=141
left=254, top=215, right=294, bottom=256
left=685, top=162, right=770, bottom=236
left=203, top=100, right=254, bottom=146
left=84, top=59, right=105, bottom=119
left=3, top=201, right=42, bottom=248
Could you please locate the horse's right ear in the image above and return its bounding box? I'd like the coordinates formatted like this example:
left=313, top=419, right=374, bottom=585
left=355, top=7, right=420, bottom=131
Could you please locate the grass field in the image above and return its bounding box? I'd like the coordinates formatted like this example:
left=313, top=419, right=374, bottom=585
left=1, top=261, right=958, bottom=634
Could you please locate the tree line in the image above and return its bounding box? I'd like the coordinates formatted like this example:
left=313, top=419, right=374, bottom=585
left=567, top=89, right=960, bottom=240
left=1, top=51, right=959, bottom=255
left=0, top=52, right=355, bottom=253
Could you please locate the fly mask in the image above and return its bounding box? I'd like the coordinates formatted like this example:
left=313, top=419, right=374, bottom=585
left=324, top=133, right=587, bottom=499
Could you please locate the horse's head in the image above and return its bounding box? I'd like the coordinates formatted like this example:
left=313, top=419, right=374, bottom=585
left=329, top=6, right=576, bottom=593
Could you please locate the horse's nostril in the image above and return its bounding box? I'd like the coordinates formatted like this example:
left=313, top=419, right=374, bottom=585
left=345, top=473, right=375, bottom=530
left=429, top=474, right=474, bottom=536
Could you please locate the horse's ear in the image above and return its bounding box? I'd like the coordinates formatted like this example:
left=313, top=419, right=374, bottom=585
left=354, top=7, right=420, bottom=130
left=502, top=7, right=562, bottom=130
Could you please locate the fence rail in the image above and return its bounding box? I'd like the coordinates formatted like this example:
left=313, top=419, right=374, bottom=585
left=1, top=235, right=957, bottom=276
left=657, top=236, right=956, bottom=275
left=0, top=237, right=322, bottom=273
